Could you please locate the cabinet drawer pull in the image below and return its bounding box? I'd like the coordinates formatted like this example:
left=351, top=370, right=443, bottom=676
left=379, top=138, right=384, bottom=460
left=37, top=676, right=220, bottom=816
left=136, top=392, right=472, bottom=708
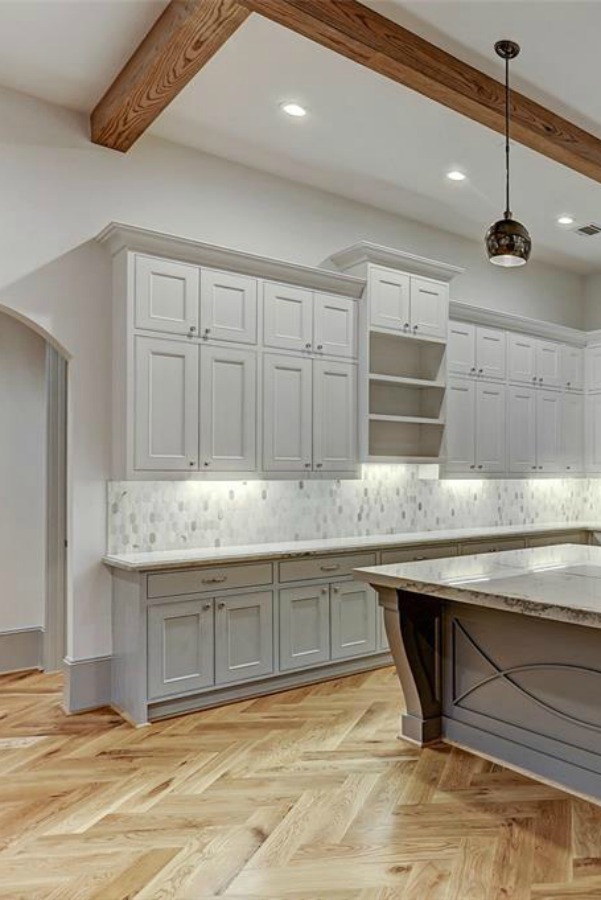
left=201, top=575, right=227, bottom=584
left=320, top=564, right=340, bottom=572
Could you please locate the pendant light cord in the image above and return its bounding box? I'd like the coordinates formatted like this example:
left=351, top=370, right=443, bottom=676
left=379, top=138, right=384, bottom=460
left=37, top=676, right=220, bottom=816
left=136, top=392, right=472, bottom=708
left=505, top=54, right=511, bottom=218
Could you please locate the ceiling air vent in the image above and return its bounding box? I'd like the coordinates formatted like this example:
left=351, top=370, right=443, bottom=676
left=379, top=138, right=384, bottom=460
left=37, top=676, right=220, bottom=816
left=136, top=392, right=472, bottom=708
left=573, top=223, right=601, bottom=237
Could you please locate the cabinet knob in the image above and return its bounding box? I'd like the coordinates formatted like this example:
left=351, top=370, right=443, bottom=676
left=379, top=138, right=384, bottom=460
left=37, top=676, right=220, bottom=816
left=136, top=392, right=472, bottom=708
left=413, top=324, right=418, bottom=332
left=203, top=461, right=210, bottom=467
left=203, top=328, right=211, bottom=338
left=478, top=368, right=483, bottom=374
left=321, top=587, right=328, bottom=595
left=477, top=465, right=483, bottom=469
left=189, top=461, right=195, bottom=467
left=532, top=376, right=537, bottom=383
left=188, top=325, right=197, bottom=335
left=316, top=462, right=323, bottom=468
left=531, top=466, right=536, bottom=470
left=332, top=586, right=339, bottom=593
left=317, top=344, right=323, bottom=350
left=539, top=466, right=543, bottom=470
left=539, top=377, right=543, bottom=383
left=305, top=342, right=312, bottom=349
left=403, top=322, right=410, bottom=331
left=218, top=601, right=226, bottom=609
left=469, top=464, right=475, bottom=469
left=202, top=603, right=211, bottom=611
left=470, top=367, right=476, bottom=374
left=304, top=462, right=311, bottom=468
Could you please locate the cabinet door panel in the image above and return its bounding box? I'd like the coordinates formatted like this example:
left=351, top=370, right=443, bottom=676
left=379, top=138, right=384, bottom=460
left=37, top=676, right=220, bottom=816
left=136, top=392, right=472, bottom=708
left=135, top=255, right=199, bottom=336
left=330, top=582, right=377, bottom=660
left=263, top=283, right=313, bottom=351
left=536, top=390, right=562, bottom=472
left=314, top=294, right=357, bottom=358
left=313, top=360, right=357, bottom=472
left=200, top=270, right=257, bottom=344
left=279, top=585, right=330, bottom=671
left=475, top=382, right=506, bottom=474
left=587, top=394, right=601, bottom=472
left=148, top=599, right=214, bottom=699
left=561, top=345, right=584, bottom=391
left=587, top=346, right=601, bottom=393
left=561, top=393, right=584, bottom=473
left=448, top=322, right=476, bottom=377
left=476, top=327, right=506, bottom=381
left=507, top=386, right=537, bottom=474
left=214, top=591, right=273, bottom=685
left=508, top=334, right=537, bottom=385
left=263, top=354, right=312, bottom=471
left=410, top=277, right=448, bottom=339
left=199, top=346, right=256, bottom=472
left=444, top=378, right=475, bottom=472
left=369, top=267, right=410, bottom=332
left=134, top=336, right=199, bottom=471
left=537, top=341, right=562, bottom=389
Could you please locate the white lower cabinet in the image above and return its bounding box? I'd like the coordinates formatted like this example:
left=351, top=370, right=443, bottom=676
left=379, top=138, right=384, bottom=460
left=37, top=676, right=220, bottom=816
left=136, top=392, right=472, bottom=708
left=134, top=336, right=199, bottom=471
left=330, top=581, right=377, bottom=660
left=280, top=584, right=330, bottom=671
left=214, top=591, right=273, bottom=685
left=199, top=345, right=256, bottom=472
left=148, top=598, right=214, bottom=700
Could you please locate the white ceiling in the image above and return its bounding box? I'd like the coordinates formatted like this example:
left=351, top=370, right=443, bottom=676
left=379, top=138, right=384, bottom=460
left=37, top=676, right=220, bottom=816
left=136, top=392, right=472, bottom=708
left=1, top=1, right=601, bottom=273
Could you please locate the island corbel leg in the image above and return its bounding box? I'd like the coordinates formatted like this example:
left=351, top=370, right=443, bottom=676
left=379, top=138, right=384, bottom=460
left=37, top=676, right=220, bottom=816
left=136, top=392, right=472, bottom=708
left=375, top=586, right=442, bottom=746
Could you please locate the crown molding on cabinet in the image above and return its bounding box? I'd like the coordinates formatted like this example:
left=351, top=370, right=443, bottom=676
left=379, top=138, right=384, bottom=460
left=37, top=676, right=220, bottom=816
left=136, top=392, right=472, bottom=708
left=328, top=241, right=465, bottom=282
left=450, top=300, right=588, bottom=348
left=96, top=223, right=366, bottom=298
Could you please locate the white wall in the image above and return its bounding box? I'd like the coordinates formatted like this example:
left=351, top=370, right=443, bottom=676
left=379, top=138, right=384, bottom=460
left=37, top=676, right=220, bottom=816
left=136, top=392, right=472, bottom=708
left=0, top=313, right=46, bottom=632
left=0, top=84, right=586, bottom=660
left=584, top=274, right=601, bottom=330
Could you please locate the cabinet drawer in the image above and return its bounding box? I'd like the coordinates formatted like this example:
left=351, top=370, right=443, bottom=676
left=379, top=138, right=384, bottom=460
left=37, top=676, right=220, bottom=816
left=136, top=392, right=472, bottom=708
left=147, top=563, right=273, bottom=599
left=460, top=538, right=525, bottom=555
left=278, top=552, right=376, bottom=583
left=380, top=543, right=458, bottom=565
left=527, top=531, right=588, bottom=548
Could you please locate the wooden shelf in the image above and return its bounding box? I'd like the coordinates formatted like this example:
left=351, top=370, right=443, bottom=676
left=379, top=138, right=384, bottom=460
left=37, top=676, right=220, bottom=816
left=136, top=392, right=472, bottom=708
left=369, top=414, right=445, bottom=426
left=369, top=373, right=445, bottom=389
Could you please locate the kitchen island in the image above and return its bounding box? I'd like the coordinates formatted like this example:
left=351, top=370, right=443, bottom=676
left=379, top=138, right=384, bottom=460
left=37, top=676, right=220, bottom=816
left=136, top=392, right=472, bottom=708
left=354, top=544, right=601, bottom=803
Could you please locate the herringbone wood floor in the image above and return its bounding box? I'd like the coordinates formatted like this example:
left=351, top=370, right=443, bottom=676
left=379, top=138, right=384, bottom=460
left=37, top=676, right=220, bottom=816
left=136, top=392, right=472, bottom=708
left=0, top=668, right=600, bottom=899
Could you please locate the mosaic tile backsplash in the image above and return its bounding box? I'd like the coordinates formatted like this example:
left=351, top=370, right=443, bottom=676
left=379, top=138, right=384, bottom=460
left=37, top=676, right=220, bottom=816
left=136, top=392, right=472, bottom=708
left=107, top=467, right=594, bottom=554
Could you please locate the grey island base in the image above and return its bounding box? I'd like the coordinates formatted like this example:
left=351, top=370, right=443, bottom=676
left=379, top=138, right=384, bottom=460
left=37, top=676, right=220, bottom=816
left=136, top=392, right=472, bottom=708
left=354, top=544, right=601, bottom=805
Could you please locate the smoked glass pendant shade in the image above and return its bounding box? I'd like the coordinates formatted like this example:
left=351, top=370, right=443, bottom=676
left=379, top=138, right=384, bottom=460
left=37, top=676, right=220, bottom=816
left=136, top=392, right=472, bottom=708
left=485, top=212, right=532, bottom=267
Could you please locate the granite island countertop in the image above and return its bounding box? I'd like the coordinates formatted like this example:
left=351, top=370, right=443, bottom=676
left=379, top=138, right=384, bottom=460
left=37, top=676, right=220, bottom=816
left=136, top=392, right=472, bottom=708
left=354, top=543, right=601, bottom=630
left=103, top=521, right=600, bottom=572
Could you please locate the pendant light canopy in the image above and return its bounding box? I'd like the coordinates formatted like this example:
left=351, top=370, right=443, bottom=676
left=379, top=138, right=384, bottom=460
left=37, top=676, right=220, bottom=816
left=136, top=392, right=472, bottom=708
left=485, top=40, right=532, bottom=267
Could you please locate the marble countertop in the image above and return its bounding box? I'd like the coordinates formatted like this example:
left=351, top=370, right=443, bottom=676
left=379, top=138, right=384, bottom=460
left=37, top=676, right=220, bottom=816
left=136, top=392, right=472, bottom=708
left=354, top=543, right=601, bottom=629
left=103, top=521, right=599, bottom=572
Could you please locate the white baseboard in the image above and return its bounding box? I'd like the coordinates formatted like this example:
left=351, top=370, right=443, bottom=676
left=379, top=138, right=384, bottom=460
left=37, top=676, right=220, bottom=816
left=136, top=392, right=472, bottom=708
left=0, top=627, right=43, bottom=674
left=63, top=655, right=112, bottom=712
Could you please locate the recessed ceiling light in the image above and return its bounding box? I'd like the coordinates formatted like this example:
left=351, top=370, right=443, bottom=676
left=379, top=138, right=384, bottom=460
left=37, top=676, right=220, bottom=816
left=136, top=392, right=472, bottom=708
left=447, top=170, right=466, bottom=181
left=281, top=102, right=307, bottom=118
left=557, top=215, right=575, bottom=226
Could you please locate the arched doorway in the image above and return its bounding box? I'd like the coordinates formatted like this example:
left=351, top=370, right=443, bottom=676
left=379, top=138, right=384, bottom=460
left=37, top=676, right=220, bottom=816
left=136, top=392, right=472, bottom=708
left=0, top=309, right=68, bottom=674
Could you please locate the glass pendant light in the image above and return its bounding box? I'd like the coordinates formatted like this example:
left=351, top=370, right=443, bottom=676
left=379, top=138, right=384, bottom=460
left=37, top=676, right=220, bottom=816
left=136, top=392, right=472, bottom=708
left=485, top=40, right=532, bottom=267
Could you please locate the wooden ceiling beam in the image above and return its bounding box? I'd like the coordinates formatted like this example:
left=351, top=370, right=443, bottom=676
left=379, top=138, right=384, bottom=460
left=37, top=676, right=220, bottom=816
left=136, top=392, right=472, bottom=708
left=91, top=0, right=249, bottom=153
left=237, top=0, right=601, bottom=184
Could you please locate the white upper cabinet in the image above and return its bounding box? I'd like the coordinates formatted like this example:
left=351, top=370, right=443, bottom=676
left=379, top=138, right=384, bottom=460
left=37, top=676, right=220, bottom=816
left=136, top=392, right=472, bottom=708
left=199, top=346, right=256, bottom=472
left=536, top=341, right=562, bottom=389
left=586, top=346, right=601, bottom=393
left=409, top=277, right=448, bottom=340
left=587, top=393, right=601, bottom=471
left=475, top=382, right=506, bottom=473
left=200, top=270, right=257, bottom=344
left=507, top=386, right=537, bottom=474
left=561, top=393, right=584, bottom=472
left=313, top=294, right=357, bottom=358
left=445, top=378, right=476, bottom=472
left=536, top=390, right=562, bottom=472
left=263, top=354, right=312, bottom=471
left=263, top=282, right=313, bottom=352
left=476, top=327, right=506, bottom=381
left=135, top=255, right=199, bottom=336
left=448, top=322, right=476, bottom=377
left=369, top=267, right=410, bottom=332
left=449, top=323, right=506, bottom=380
left=313, top=361, right=357, bottom=472
left=508, top=333, right=537, bottom=385
left=134, top=336, right=199, bottom=471
left=561, top=346, right=584, bottom=392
